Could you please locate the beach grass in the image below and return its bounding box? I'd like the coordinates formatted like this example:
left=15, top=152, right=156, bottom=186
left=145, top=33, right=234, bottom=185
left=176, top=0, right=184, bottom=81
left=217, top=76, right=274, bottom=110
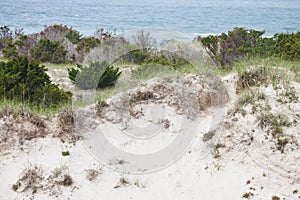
left=0, top=99, right=71, bottom=117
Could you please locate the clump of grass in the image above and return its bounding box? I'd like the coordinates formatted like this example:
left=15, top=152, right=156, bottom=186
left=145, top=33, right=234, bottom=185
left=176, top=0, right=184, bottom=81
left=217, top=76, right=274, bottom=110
left=134, top=179, right=146, bottom=188
left=129, top=90, right=154, bottom=104
left=258, top=111, right=290, bottom=136
left=256, top=104, right=294, bottom=152
left=58, top=108, right=74, bottom=133
left=276, top=136, right=290, bottom=153
left=131, top=63, right=176, bottom=81
left=95, top=97, right=109, bottom=117
left=50, top=166, right=73, bottom=187
left=202, top=130, right=216, bottom=142
left=55, top=108, right=81, bottom=144
left=271, top=195, right=280, bottom=200
left=293, top=189, right=298, bottom=194
left=12, top=165, right=44, bottom=193
left=59, top=174, right=73, bottom=186
left=0, top=99, right=71, bottom=118
left=96, top=87, right=116, bottom=101
left=44, top=62, right=74, bottom=70
left=242, top=192, right=254, bottom=199
left=119, top=177, right=130, bottom=185
left=234, top=89, right=265, bottom=114
left=85, top=167, right=103, bottom=181
left=234, top=57, right=297, bottom=92
left=114, top=176, right=131, bottom=188
left=236, top=65, right=270, bottom=91
left=212, top=143, right=226, bottom=159
left=0, top=105, right=45, bottom=128
left=277, top=86, right=298, bottom=104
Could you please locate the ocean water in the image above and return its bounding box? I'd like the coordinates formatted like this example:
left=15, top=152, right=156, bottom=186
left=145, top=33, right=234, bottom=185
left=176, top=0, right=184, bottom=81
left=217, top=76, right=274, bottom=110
left=0, top=0, right=299, bottom=38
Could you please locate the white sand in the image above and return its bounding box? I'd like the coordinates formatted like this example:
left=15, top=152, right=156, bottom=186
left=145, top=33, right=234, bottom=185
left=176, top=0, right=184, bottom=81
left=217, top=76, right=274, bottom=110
left=0, top=72, right=299, bottom=200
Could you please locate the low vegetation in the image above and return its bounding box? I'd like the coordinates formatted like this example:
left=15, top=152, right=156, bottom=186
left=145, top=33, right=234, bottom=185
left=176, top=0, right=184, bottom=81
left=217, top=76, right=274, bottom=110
left=199, top=27, right=300, bottom=68
left=31, top=39, right=68, bottom=64
left=0, top=57, right=71, bottom=107
left=65, top=29, right=82, bottom=44
left=68, top=61, right=121, bottom=90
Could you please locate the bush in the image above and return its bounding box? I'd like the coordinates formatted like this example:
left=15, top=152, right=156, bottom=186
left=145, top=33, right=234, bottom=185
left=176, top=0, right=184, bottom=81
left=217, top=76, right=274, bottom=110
left=69, top=61, right=121, bottom=90
left=76, top=37, right=101, bottom=62
left=200, top=27, right=265, bottom=67
left=116, top=50, right=150, bottom=64
left=65, top=29, right=82, bottom=44
left=272, top=32, right=300, bottom=61
left=200, top=28, right=300, bottom=67
left=143, top=52, right=191, bottom=69
left=67, top=63, right=81, bottom=83
left=31, top=39, right=68, bottom=64
left=0, top=57, right=71, bottom=106
left=41, top=24, right=71, bottom=42
left=2, top=41, right=19, bottom=59
left=114, top=49, right=191, bottom=69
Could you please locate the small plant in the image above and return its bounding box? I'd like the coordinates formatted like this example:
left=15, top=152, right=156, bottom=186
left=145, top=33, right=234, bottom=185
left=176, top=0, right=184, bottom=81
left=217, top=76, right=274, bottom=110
left=95, top=97, right=109, bottom=117
left=67, top=63, right=82, bottom=83
left=60, top=174, right=73, bottom=186
left=276, top=136, right=290, bottom=153
left=85, top=167, right=103, bottom=181
left=50, top=166, right=73, bottom=187
left=119, top=177, right=130, bottom=185
left=134, top=179, right=145, bottom=188
left=129, top=90, right=154, bottom=104
left=12, top=165, right=44, bottom=193
left=271, top=126, right=283, bottom=136
left=58, top=108, right=74, bottom=133
left=277, top=86, right=298, bottom=104
left=293, top=189, right=298, bottom=194
left=271, top=195, right=280, bottom=200
left=69, top=61, right=121, bottom=90
left=202, top=130, right=216, bottom=142
left=114, top=176, right=131, bottom=188
left=61, top=151, right=70, bottom=156
left=234, top=89, right=265, bottom=114
left=242, top=192, right=254, bottom=199
left=237, top=66, right=270, bottom=90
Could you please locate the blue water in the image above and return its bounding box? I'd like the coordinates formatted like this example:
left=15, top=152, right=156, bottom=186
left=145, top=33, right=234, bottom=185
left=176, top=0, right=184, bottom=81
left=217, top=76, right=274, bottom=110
left=0, top=0, right=299, bottom=37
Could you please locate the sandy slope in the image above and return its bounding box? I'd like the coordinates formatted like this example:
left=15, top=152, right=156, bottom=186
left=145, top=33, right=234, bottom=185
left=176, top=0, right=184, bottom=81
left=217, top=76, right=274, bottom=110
left=0, top=72, right=299, bottom=200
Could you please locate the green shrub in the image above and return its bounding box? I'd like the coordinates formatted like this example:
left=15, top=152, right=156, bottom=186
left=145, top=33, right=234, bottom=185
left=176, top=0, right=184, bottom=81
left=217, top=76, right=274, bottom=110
left=0, top=26, right=13, bottom=51
left=201, top=28, right=300, bottom=67
left=115, top=49, right=191, bottom=69
left=75, top=37, right=101, bottom=62
left=65, top=29, right=82, bottom=44
left=200, top=28, right=265, bottom=67
left=76, top=37, right=100, bottom=52
left=31, top=39, right=67, bottom=64
left=116, top=50, right=150, bottom=64
left=272, top=32, right=300, bottom=61
left=70, top=61, right=121, bottom=90
left=143, top=53, right=191, bottom=69
left=2, top=41, right=19, bottom=59
left=0, top=57, right=71, bottom=106
left=67, top=63, right=82, bottom=83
